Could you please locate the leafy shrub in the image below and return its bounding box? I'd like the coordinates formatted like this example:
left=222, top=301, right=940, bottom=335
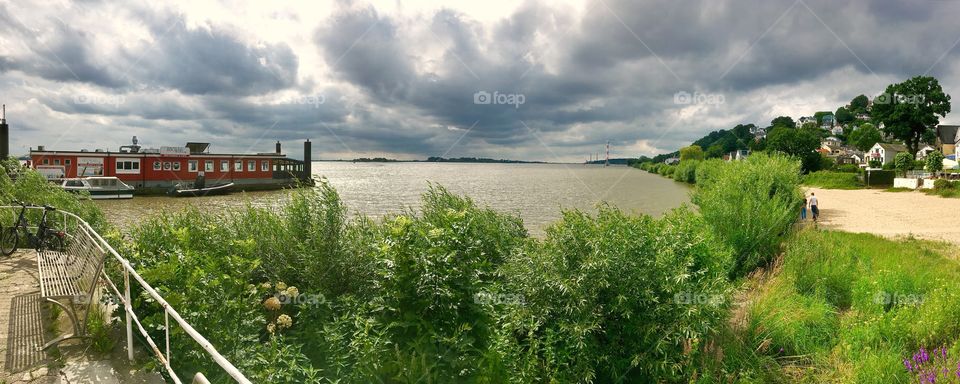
left=894, top=152, right=914, bottom=177
left=673, top=160, right=700, bottom=184
left=692, top=153, right=803, bottom=278
left=933, top=179, right=955, bottom=190
left=494, top=206, right=732, bottom=382
left=926, top=151, right=945, bottom=173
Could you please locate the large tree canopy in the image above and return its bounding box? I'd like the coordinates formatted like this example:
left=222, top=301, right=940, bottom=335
left=848, top=123, right=882, bottom=151
left=766, top=126, right=821, bottom=172
left=770, top=116, right=796, bottom=129
left=850, top=94, right=869, bottom=114
left=872, top=76, right=951, bottom=156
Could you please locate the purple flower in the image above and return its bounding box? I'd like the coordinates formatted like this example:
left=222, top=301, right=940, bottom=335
left=905, top=359, right=913, bottom=372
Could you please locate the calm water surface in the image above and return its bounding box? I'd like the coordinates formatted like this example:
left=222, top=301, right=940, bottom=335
left=96, top=162, right=691, bottom=235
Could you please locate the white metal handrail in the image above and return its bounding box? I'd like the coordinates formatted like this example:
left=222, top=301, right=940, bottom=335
left=0, top=205, right=252, bottom=384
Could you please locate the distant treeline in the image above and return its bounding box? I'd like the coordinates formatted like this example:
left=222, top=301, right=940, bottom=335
left=352, top=157, right=400, bottom=162
left=585, top=158, right=637, bottom=165
left=426, top=156, right=545, bottom=164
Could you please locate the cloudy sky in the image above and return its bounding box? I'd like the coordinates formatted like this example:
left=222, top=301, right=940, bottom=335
left=3, top=0, right=960, bottom=162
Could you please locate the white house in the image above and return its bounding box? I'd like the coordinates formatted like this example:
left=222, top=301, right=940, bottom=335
left=868, top=142, right=909, bottom=165
left=917, top=145, right=937, bottom=160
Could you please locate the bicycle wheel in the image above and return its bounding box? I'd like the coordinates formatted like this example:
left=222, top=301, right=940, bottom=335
left=0, top=227, right=19, bottom=256
left=37, top=232, right=64, bottom=253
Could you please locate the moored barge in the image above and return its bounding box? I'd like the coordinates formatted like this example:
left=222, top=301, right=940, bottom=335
left=28, top=137, right=313, bottom=194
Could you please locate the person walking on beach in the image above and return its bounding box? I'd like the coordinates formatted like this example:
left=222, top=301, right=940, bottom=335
left=801, top=194, right=808, bottom=220
left=809, top=192, right=819, bottom=222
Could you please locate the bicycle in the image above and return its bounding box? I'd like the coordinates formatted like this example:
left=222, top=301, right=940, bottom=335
left=0, top=201, right=65, bottom=256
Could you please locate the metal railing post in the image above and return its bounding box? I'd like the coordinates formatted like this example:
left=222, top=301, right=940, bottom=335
left=124, top=268, right=134, bottom=361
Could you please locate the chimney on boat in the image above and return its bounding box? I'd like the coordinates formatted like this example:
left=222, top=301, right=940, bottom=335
left=303, top=140, right=312, bottom=182
left=276, top=141, right=281, bottom=154
left=0, top=104, right=8, bottom=159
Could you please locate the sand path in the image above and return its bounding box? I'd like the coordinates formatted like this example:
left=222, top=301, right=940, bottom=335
left=805, top=187, right=960, bottom=246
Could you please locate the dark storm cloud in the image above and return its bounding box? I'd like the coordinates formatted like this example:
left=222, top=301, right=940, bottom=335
left=128, top=12, right=300, bottom=96
left=7, top=0, right=960, bottom=160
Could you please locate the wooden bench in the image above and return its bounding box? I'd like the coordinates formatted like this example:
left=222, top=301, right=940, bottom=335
left=35, top=221, right=108, bottom=350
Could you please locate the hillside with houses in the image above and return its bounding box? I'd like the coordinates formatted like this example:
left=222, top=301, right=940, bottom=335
left=640, top=76, right=956, bottom=188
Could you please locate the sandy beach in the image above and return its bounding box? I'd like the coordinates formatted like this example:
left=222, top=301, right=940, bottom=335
left=805, top=187, right=960, bottom=246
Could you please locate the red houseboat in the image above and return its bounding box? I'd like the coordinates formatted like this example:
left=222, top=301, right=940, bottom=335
left=28, top=137, right=312, bottom=194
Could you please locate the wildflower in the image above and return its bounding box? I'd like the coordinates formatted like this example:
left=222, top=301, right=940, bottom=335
left=266, top=323, right=275, bottom=334
left=905, top=359, right=912, bottom=372
left=285, top=286, right=299, bottom=298
left=277, top=314, right=293, bottom=329
left=263, top=297, right=281, bottom=311
left=276, top=281, right=287, bottom=291
left=261, top=282, right=272, bottom=290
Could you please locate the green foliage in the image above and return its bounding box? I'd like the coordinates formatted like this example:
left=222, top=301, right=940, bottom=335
left=850, top=94, right=870, bottom=114
left=802, top=171, right=863, bottom=189
left=872, top=76, right=952, bottom=156
left=0, top=158, right=106, bottom=230
left=849, top=123, right=882, bottom=151
left=770, top=116, right=796, bottom=129
left=494, top=206, right=732, bottom=382
left=692, top=154, right=803, bottom=278
left=835, top=164, right=861, bottom=173
left=894, top=152, right=914, bottom=177
left=835, top=106, right=855, bottom=125
left=814, top=111, right=833, bottom=126
left=739, top=230, right=960, bottom=382
left=672, top=160, right=700, bottom=184
left=933, top=179, right=954, bottom=191
left=926, top=151, right=945, bottom=173
left=679, top=145, right=705, bottom=161
left=766, top=126, right=822, bottom=173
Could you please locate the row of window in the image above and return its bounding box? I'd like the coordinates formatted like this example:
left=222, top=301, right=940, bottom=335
left=159, top=160, right=271, bottom=173
left=39, top=158, right=271, bottom=174
left=40, top=158, right=72, bottom=166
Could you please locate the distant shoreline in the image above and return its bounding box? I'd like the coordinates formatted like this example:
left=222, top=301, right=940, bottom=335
left=313, top=157, right=639, bottom=165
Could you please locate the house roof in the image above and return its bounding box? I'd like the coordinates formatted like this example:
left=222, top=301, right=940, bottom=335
left=937, top=125, right=960, bottom=145
left=876, top=143, right=908, bottom=152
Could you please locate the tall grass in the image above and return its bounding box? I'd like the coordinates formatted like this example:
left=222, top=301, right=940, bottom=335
left=692, top=154, right=803, bottom=279
left=736, top=230, right=960, bottom=382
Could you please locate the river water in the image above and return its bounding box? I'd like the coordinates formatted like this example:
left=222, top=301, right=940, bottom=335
left=95, top=162, right=691, bottom=235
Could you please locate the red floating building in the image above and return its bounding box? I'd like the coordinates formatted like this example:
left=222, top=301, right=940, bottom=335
left=29, top=137, right=312, bottom=193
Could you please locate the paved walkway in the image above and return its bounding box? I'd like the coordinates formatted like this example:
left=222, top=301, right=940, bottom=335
left=0, top=251, right=164, bottom=384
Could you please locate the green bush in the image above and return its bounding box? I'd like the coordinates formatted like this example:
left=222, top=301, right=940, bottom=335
left=802, top=171, right=863, bottom=189
left=933, top=179, right=955, bottom=190
left=494, top=206, right=732, bottom=382
left=692, top=153, right=803, bottom=279
left=673, top=160, right=700, bottom=184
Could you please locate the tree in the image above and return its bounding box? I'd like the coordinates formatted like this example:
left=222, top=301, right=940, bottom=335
left=770, top=116, right=796, bottom=129
left=847, top=123, right=882, bottom=151
left=894, top=152, right=914, bottom=177
left=850, top=94, right=869, bottom=114
left=926, top=150, right=945, bottom=174
left=835, top=107, right=855, bottom=125
left=679, top=145, right=705, bottom=161
left=872, top=76, right=952, bottom=157
left=766, top=126, right=821, bottom=172
left=814, top=111, right=833, bottom=126
left=705, top=144, right=725, bottom=159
